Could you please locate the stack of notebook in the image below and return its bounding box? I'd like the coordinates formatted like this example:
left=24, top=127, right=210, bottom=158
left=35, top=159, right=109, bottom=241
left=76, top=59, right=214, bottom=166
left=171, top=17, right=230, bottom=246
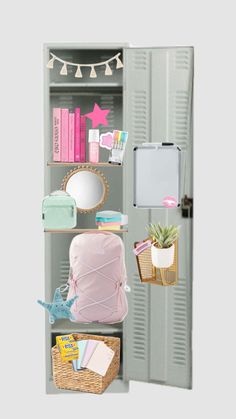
left=72, top=339, right=115, bottom=377
left=52, top=107, right=86, bottom=163
left=95, top=211, right=128, bottom=231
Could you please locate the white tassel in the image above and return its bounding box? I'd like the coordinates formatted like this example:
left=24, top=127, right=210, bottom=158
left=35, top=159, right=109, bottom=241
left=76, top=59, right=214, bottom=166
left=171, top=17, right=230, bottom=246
left=60, top=63, right=68, bottom=75
left=90, top=66, right=97, bottom=78
left=46, top=56, right=55, bottom=69
left=116, top=55, right=123, bottom=69
left=105, top=63, right=112, bottom=76
left=75, top=65, right=82, bottom=78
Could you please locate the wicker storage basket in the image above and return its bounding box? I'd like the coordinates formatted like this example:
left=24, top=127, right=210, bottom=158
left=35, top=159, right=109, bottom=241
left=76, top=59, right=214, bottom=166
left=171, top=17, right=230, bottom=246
left=135, top=239, right=178, bottom=286
left=52, top=333, right=120, bottom=394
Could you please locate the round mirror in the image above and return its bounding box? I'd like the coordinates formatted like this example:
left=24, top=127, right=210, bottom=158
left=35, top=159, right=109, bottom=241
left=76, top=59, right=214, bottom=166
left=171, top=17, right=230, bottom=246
left=61, top=166, right=109, bottom=213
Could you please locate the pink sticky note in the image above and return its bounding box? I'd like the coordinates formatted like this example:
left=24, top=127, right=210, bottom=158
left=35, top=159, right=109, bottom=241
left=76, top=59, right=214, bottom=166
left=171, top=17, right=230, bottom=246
left=100, top=132, right=113, bottom=150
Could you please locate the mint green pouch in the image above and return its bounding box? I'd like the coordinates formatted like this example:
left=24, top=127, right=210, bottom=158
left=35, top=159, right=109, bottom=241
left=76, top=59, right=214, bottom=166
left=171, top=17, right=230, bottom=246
left=42, top=191, right=76, bottom=229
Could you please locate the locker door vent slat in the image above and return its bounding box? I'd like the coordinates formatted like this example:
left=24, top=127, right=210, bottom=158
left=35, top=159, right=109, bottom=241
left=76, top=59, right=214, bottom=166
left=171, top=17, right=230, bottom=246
left=132, top=275, right=149, bottom=360
left=175, top=50, right=190, bottom=70
left=132, top=91, right=148, bottom=142
left=171, top=278, right=187, bottom=366
left=174, top=90, right=189, bottom=147
left=132, top=51, right=148, bottom=70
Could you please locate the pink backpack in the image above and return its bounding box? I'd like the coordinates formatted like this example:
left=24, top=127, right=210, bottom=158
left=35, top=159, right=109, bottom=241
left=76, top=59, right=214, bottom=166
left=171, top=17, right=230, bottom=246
left=67, top=232, right=128, bottom=323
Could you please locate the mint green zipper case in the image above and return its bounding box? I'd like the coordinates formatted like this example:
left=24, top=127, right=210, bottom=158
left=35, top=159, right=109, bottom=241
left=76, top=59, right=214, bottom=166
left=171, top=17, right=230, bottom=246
left=42, top=191, right=77, bottom=229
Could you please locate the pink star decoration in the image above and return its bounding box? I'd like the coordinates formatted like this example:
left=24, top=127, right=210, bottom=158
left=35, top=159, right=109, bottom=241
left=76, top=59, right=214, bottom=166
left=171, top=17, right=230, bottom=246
left=85, top=103, right=110, bottom=128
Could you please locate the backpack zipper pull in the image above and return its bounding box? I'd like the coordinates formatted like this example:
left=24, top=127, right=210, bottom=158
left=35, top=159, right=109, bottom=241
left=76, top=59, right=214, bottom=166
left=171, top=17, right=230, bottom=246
left=124, top=284, right=131, bottom=292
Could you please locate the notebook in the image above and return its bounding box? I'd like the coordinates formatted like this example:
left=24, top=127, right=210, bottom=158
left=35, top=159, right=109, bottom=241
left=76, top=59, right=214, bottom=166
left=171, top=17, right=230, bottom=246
left=72, top=340, right=88, bottom=371
left=86, top=342, right=115, bottom=376
left=81, top=339, right=99, bottom=368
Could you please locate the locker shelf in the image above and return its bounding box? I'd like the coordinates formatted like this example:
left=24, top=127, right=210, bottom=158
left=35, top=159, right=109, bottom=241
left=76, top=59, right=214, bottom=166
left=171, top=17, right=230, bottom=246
left=44, top=228, right=128, bottom=233
left=50, top=82, right=122, bottom=88
left=47, top=162, right=122, bottom=167
left=51, top=320, right=123, bottom=334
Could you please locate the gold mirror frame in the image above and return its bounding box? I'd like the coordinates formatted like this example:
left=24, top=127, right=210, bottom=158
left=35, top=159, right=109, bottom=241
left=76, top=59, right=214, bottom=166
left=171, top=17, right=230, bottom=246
left=61, top=165, right=109, bottom=214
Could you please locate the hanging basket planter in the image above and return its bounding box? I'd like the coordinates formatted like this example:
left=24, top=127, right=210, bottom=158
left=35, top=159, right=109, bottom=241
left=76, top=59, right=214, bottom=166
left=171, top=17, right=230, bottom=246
left=134, top=239, right=178, bottom=286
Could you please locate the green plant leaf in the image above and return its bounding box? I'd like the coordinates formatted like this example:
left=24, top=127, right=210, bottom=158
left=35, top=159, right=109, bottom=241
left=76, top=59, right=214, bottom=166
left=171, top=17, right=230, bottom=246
left=145, top=222, right=180, bottom=248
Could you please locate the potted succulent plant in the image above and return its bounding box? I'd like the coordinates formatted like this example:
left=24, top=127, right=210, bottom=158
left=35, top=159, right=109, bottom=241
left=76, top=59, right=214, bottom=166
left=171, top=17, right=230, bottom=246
left=146, top=223, right=180, bottom=268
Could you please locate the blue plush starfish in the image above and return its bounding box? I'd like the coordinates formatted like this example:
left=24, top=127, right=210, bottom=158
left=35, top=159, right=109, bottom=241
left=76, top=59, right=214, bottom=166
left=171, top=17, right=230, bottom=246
left=37, top=288, right=78, bottom=324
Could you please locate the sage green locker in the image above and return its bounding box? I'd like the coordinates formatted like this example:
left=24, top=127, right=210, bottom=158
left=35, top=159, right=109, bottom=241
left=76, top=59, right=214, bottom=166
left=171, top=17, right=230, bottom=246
left=44, top=44, right=193, bottom=393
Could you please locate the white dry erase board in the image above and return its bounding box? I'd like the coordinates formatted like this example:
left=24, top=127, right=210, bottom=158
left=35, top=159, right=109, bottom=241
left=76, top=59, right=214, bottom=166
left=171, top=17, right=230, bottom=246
left=133, top=143, right=181, bottom=208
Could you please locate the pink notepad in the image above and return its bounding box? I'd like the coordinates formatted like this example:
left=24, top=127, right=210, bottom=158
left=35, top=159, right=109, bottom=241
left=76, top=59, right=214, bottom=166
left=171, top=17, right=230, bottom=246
left=86, top=342, right=115, bottom=376
left=81, top=340, right=98, bottom=368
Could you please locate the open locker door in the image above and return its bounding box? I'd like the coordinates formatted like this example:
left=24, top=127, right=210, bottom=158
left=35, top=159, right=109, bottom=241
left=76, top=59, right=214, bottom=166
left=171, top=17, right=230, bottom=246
left=123, top=47, right=193, bottom=388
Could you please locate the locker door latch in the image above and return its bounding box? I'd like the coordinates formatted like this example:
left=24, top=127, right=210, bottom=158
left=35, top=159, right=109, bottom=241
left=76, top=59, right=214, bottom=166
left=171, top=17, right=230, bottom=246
left=181, top=195, right=193, bottom=218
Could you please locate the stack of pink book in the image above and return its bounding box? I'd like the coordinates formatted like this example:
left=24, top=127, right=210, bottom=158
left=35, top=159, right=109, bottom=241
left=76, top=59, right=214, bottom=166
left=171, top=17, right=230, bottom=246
left=52, top=107, right=86, bottom=162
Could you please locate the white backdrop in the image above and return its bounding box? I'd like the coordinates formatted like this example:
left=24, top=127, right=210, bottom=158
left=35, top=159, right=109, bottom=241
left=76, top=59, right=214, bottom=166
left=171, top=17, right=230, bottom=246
left=1, top=0, right=236, bottom=417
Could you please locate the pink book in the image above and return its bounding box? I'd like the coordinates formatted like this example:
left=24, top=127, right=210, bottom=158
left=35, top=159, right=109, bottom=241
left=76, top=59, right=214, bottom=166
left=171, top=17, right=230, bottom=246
left=61, top=108, right=69, bottom=162
left=74, top=108, right=81, bottom=162
left=68, top=113, right=75, bottom=162
left=96, top=221, right=121, bottom=226
left=52, top=108, right=61, bottom=161
left=80, top=115, right=86, bottom=162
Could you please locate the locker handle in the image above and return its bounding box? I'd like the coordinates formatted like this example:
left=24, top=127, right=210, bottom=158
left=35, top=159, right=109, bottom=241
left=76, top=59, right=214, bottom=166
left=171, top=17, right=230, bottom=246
left=181, top=195, right=193, bottom=218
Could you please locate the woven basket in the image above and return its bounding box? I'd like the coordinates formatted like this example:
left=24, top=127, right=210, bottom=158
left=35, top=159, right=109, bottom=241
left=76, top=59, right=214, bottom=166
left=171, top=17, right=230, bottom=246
left=52, top=333, right=120, bottom=394
left=135, top=239, right=178, bottom=286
